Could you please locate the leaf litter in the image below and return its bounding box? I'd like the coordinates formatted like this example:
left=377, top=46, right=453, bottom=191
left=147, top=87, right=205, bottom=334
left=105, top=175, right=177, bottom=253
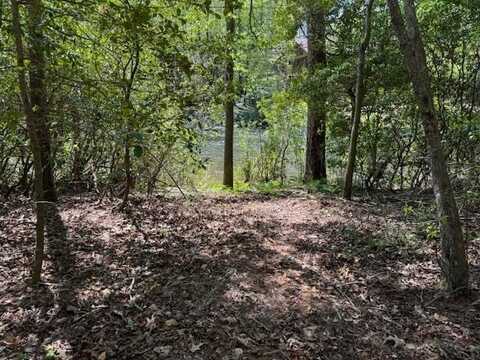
left=0, top=192, right=479, bottom=359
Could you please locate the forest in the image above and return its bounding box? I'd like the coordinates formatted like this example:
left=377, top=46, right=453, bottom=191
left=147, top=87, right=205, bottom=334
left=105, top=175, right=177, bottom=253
left=0, top=0, right=479, bottom=359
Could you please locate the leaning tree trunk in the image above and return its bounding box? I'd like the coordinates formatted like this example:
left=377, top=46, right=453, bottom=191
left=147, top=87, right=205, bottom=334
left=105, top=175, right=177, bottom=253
left=11, top=0, right=53, bottom=285
left=223, top=0, right=235, bottom=188
left=344, top=0, right=375, bottom=200
left=304, top=5, right=327, bottom=182
left=387, top=0, right=469, bottom=293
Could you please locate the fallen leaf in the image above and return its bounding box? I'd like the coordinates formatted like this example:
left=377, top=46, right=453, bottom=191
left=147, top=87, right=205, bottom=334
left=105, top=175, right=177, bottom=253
left=154, top=345, right=172, bottom=356
left=190, top=342, right=204, bottom=352
left=384, top=335, right=405, bottom=348
left=164, top=319, right=178, bottom=327
left=232, top=348, right=243, bottom=359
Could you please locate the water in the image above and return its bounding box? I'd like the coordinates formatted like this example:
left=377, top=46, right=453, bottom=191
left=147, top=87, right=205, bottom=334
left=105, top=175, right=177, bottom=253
left=199, top=126, right=303, bottom=185
left=199, top=126, right=262, bottom=184
left=198, top=126, right=351, bottom=188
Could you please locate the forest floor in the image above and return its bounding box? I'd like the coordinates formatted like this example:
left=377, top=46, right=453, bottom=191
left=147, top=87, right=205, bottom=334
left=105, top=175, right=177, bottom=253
left=1, top=191, right=480, bottom=360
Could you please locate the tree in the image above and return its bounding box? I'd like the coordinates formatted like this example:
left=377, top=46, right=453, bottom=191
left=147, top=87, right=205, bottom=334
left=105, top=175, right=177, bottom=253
left=121, top=42, right=140, bottom=207
left=10, top=0, right=55, bottom=284
left=387, top=0, right=469, bottom=293
left=344, top=0, right=375, bottom=200
left=11, top=0, right=56, bottom=202
left=304, top=2, right=327, bottom=182
left=223, top=0, right=235, bottom=188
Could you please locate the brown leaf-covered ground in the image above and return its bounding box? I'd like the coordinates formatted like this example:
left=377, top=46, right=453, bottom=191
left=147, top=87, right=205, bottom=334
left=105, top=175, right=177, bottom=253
left=1, top=191, right=479, bottom=359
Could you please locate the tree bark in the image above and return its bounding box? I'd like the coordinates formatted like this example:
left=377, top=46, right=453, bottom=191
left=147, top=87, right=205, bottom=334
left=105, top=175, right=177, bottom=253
left=11, top=0, right=53, bottom=285
left=223, top=0, right=235, bottom=188
left=304, top=5, right=327, bottom=182
left=387, top=0, right=469, bottom=293
left=71, top=105, right=84, bottom=191
left=121, top=44, right=140, bottom=207
left=344, top=0, right=375, bottom=200
left=27, top=0, right=56, bottom=202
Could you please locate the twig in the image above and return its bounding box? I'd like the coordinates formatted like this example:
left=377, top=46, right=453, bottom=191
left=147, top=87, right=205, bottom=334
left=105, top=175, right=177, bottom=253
left=332, top=283, right=360, bottom=312
left=165, top=169, right=187, bottom=200
left=72, top=305, right=107, bottom=324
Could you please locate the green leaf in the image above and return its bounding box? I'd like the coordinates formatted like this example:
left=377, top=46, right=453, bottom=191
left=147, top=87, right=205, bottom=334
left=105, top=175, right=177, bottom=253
left=133, top=145, right=144, bottom=158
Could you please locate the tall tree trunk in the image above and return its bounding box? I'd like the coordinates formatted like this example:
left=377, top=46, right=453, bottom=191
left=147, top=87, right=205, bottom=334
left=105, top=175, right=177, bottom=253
left=387, top=0, right=469, bottom=293
left=223, top=0, right=235, bottom=188
left=27, top=0, right=56, bottom=202
left=121, top=45, right=140, bottom=207
left=11, top=0, right=53, bottom=285
left=344, top=0, right=375, bottom=200
left=304, top=5, right=327, bottom=182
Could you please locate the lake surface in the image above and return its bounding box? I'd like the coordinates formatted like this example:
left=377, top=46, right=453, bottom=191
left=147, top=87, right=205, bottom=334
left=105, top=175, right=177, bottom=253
left=199, top=126, right=265, bottom=185
left=198, top=126, right=347, bottom=186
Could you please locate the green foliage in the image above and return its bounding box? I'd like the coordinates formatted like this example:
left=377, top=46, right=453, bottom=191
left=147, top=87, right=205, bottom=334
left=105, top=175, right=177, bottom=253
left=238, top=91, right=306, bottom=184
left=44, top=345, right=59, bottom=360
left=305, top=180, right=340, bottom=194
left=0, top=0, right=479, bottom=198
left=402, top=204, right=415, bottom=217
left=253, top=179, right=285, bottom=194
left=425, top=224, right=440, bottom=241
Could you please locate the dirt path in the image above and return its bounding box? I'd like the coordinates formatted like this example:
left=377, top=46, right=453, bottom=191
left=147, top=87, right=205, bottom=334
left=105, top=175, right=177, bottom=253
left=1, top=192, right=479, bottom=359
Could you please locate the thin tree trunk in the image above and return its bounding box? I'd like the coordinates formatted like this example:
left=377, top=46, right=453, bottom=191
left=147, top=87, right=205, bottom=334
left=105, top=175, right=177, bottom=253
left=304, top=5, right=327, bottom=182
left=387, top=0, right=469, bottom=293
left=122, top=99, right=134, bottom=206
left=27, top=0, right=56, bottom=202
left=344, top=0, right=374, bottom=200
left=121, top=45, right=140, bottom=207
left=11, top=0, right=51, bottom=285
left=71, top=105, right=84, bottom=191
left=123, top=126, right=132, bottom=204
left=223, top=0, right=235, bottom=188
